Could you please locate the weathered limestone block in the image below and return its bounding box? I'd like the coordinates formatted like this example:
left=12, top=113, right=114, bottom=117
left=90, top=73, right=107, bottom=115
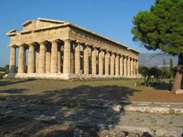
left=175, top=89, right=183, bottom=94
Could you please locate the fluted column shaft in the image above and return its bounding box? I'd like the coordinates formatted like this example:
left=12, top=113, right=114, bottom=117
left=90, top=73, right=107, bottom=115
left=136, top=60, right=139, bottom=75
left=39, top=43, right=46, bottom=73
left=134, top=60, right=137, bottom=76
left=51, top=41, right=58, bottom=73
left=84, top=45, right=89, bottom=75
left=63, top=39, right=71, bottom=74
left=18, top=45, right=25, bottom=73
left=123, top=56, right=127, bottom=76
left=105, top=52, right=110, bottom=76
left=120, top=55, right=123, bottom=76
left=75, top=43, right=80, bottom=75
left=130, top=58, right=134, bottom=76
left=110, top=53, right=115, bottom=75
left=115, top=54, right=119, bottom=76
left=36, top=50, right=39, bottom=73
left=9, top=46, right=16, bottom=73
left=46, top=46, right=51, bottom=73
left=99, top=49, right=103, bottom=76
left=28, top=44, right=35, bottom=73
left=92, top=47, right=96, bottom=75
left=57, top=46, right=61, bottom=73
left=127, top=57, right=131, bottom=76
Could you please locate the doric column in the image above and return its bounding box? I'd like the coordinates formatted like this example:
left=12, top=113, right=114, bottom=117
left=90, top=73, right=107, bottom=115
left=133, top=59, right=136, bottom=76
left=136, top=60, right=139, bottom=75
left=18, top=45, right=25, bottom=73
left=110, top=53, right=115, bottom=75
left=36, top=49, right=39, bottom=73
left=120, top=55, right=123, bottom=76
left=70, top=46, right=74, bottom=74
left=28, top=43, right=35, bottom=73
left=39, top=42, right=46, bottom=73
left=75, top=42, right=80, bottom=75
left=57, top=46, right=61, bottom=73
left=127, top=56, right=131, bottom=77
left=130, top=58, right=133, bottom=76
left=105, top=51, right=110, bottom=76
left=9, top=46, right=16, bottom=73
left=123, top=56, right=127, bottom=76
left=84, top=44, right=89, bottom=75
left=99, top=49, right=104, bottom=76
left=51, top=40, right=58, bottom=73
left=133, top=59, right=135, bottom=76
left=92, top=47, right=96, bottom=75
left=63, top=39, right=71, bottom=74
left=115, top=54, right=119, bottom=76
left=46, top=45, right=51, bottom=73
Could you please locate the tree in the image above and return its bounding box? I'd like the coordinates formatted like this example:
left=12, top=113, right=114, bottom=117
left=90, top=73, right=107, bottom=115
left=160, top=58, right=169, bottom=79
left=139, top=66, right=161, bottom=86
left=169, top=58, right=174, bottom=79
left=131, top=0, right=183, bottom=92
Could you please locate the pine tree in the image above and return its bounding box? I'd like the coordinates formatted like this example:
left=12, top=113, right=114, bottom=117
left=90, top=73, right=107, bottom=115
left=132, top=0, right=183, bottom=92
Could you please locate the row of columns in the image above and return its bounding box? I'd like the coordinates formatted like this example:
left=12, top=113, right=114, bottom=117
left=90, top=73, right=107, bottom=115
left=9, top=39, right=139, bottom=77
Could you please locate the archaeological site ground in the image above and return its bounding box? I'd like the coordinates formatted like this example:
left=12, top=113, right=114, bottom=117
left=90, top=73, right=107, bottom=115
left=0, top=79, right=183, bottom=137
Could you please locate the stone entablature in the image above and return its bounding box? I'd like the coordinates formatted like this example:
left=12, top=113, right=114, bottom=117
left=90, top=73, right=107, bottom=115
left=7, top=18, right=139, bottom=80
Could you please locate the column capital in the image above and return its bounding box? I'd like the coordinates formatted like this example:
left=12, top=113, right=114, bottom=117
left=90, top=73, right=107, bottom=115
left=9, top=44, right=17, bottom=48
left=98, top=48, right=105, bottom=52
left=83, top=43, right=91, bottom=48
left=63, top=39, right=71, bottom=43
left=28, top=42, right=37, bottom=47
left=18, top=43, right=26, bottom=47
left=40, top=41, right=49, bottom=45
left=75, top=40, right=82, bottom=45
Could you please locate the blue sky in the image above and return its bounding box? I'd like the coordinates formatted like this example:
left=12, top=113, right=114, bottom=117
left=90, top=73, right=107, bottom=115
left=0, top=0, right=155, bottom=66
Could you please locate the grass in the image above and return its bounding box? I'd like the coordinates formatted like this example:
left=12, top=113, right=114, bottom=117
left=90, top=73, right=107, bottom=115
left=0, top=78, right=182, bottom=103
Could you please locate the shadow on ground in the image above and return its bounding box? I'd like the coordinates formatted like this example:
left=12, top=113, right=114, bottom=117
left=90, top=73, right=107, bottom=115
left=0, top=79, right=35, bottom=87
left=0, top=85, right=142, bottom=137
left=151, top=82, right=172, bottom=91
left=0, top=88, right=28, bottom=94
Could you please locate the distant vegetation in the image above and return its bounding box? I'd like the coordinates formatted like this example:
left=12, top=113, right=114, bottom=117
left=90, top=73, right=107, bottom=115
left=0, top=65, right=9, bottom=79
left=139, top=58, right=176, bottom=87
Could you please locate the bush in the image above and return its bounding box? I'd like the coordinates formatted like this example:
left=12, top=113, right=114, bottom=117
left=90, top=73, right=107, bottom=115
left=0, top=73, right=5, bottom=79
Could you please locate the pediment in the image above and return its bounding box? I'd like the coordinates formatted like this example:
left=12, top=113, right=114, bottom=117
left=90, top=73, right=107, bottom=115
left=22, top=18, right=66, bottom=31
left=6, top=29, right=19, bottom=36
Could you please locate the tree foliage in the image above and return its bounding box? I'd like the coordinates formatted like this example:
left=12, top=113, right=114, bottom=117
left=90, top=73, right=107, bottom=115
left=132, top=0, right=183, bottom=55
left=139, top=66, right=161, bottom=86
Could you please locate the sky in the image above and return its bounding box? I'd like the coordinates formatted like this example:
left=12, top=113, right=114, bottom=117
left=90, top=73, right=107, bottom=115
left=0, top=0, right=155, bottom=66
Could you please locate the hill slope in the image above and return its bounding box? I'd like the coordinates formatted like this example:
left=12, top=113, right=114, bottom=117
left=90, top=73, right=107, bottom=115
left=139, top=53, right=178, bottom=67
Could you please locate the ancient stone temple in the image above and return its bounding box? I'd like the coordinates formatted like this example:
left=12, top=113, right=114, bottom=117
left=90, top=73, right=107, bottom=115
left=7, top=18, right=139, bottom=80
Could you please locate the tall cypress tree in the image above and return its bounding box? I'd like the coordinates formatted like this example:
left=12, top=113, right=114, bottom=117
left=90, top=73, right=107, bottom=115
left=169, top=58, right=174, bottom=80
